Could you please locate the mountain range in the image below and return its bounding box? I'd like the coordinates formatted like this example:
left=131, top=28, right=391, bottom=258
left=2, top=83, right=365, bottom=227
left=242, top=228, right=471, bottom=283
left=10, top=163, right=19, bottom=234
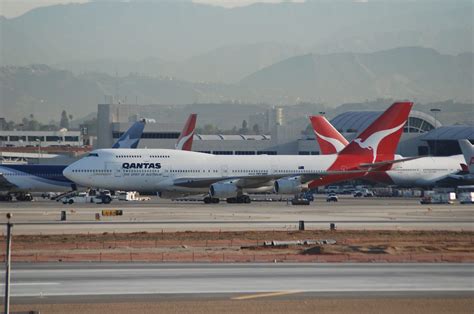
left=1, top=47, right=472, bottom=122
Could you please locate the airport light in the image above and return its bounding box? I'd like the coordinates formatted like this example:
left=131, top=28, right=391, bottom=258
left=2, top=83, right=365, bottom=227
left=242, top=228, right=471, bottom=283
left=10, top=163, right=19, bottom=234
left=430, top=108, right=441, bottom=155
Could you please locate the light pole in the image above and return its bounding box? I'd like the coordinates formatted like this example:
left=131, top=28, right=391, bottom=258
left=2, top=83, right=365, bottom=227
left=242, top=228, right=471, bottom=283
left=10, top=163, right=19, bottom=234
left=4, top=213, right=13, bottom=314
left=430, top=108, right=441, bottom=155
left=36, top=138, right=42, bottom=159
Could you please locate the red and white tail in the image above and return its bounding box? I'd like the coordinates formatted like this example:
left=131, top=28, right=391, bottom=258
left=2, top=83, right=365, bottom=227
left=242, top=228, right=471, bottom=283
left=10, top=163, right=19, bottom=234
left=175, top=113, right=197, bottom=151
left=336, top=102, right=413, bottom=166
left=309, top=102, right=413, bottom=188
left=309, top=115, right=348, bottom=154
left=459, top=139, right=474, bottom=174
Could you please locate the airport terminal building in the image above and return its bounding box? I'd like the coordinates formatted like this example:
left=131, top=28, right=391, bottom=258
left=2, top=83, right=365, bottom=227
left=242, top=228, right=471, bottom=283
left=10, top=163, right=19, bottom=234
left=96, top=103, right=473, bottom=157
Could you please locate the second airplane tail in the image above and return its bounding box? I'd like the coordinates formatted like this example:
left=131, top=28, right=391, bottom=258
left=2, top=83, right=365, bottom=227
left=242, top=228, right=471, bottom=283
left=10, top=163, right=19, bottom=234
left=309, top=115, right=348, bottom=154
left=175, top=113, right=197, bottom=151
left=459, top=139, right=474, bottom=174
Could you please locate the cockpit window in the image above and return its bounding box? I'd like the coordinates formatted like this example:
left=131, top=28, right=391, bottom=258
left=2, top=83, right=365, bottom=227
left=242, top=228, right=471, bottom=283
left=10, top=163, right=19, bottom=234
left=87, top=153, right=99, bottom=157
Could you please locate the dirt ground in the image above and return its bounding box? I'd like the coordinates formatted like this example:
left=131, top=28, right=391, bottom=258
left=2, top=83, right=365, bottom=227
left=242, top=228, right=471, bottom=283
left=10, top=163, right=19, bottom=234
left=11, top=297, right=474, bottom=314
left=1, top=230, right=473, bottom=263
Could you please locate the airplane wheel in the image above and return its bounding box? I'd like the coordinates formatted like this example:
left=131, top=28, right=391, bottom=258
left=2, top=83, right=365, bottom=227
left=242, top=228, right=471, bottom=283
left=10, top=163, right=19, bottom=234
left=203, top=197, right=212, bottom=204
left=243, top=195, right=251, bottom=203
left=68, top=199, right=74, bottom=204
left=211, top=198, right=220, bottom=204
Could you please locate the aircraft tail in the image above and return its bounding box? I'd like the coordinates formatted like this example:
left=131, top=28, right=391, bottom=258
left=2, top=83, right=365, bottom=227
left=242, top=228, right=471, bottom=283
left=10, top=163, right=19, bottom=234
left=337, top=102, right=413, bottom=164
left=175, top=114, right=197, bottom=151
left=308, top=102, right=413, bottom=188
left=458, top=139, right=474, bottom=174
left=112, top=119, right=146, bottom=149
left=309, top=115, right=348, bottom=154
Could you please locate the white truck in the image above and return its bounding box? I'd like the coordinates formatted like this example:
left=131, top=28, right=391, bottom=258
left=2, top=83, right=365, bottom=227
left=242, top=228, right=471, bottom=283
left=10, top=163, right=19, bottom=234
left=62, top=191, right=112, bottom=204
left=458, top=192, right=474, bottom=204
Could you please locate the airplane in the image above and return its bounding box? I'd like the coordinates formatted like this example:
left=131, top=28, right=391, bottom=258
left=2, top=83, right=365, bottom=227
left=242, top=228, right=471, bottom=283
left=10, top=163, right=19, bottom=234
left=63, top=102, right=415, bottom=204
left=0, top=115, right=200, bottom=201
left=309, top=115, right=466, bottom=188
left=445, top=139, right=474, bottom=183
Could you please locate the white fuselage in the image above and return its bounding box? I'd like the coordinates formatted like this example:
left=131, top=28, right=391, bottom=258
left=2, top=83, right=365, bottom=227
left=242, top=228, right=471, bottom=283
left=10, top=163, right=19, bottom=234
left=63, top=149, right=337, bottom=194
left=386, top=155, right=464, bottom=187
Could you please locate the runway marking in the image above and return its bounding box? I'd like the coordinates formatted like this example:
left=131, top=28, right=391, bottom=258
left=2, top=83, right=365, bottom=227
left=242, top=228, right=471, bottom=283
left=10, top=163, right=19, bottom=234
left=0, top=282, right=59, bottom=286
left=232, top=290, right=302, bottom=300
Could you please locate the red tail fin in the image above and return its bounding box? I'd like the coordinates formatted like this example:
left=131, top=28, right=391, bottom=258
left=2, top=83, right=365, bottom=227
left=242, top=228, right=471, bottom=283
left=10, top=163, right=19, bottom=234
left=175, top=113, right=197, bottom=151
left=337, top=102, right=413, bottom=164
left=309, top=115, right=348, bottom=154
left=309, top=102, right=413, bottom=188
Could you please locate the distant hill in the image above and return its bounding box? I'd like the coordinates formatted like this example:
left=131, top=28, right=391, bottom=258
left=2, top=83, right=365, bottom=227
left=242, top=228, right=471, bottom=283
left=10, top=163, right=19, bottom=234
left=0, top=64, right=250, bottom=121
left=240, top=47, right=474, bottom=105
left=54, top=42, right=304, bottom=83
left=1, top=47, right=473, bottom=122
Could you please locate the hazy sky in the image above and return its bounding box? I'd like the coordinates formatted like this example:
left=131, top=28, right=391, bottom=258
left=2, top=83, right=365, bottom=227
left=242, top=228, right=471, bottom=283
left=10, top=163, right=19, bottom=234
left=0, top=0, right=306, bottom=18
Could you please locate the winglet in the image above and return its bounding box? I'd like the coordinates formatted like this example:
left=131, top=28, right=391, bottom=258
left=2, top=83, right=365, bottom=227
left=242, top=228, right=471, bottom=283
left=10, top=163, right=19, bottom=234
left=309, top=115, right=348, bottom=154
left=175, top=114, right=197, bottom=151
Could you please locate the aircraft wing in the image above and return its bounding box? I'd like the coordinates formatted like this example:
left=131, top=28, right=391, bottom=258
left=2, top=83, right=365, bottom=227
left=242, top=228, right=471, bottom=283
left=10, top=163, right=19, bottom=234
left=172, top=169, right=371, bottom=189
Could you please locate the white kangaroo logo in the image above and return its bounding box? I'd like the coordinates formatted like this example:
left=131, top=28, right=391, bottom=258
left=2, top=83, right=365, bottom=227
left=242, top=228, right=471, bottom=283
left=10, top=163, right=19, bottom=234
left=117, top=134, right=139, bottom=148
left=175, top=131, right=194, bottom=150
left=354, top=122, right=405, bottom=163
left=314, top=130, right=346, bottom=153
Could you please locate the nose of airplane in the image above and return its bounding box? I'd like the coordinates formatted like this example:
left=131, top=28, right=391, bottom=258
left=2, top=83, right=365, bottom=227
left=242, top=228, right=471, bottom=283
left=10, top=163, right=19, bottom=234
left=63, top=165, right=74, bottom=181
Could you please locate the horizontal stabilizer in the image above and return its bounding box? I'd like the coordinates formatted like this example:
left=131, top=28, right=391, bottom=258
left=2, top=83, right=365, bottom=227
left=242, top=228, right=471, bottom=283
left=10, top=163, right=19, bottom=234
left=358, top=156, right=423, bottom=170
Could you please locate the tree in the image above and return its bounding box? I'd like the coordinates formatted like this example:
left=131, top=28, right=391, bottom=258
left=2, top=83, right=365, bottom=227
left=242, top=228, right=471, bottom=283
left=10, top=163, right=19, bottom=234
left=239, top=120, right=249, bottom=134
left=60, top=110, right=69, bottom=129
left=252, top=123, right=260, bottom=134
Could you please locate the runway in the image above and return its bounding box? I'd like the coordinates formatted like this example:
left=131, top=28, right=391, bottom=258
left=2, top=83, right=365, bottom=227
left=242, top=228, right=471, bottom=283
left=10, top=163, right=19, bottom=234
left=1, top=263, right=473, bottom=302
left=0, top=197, right=472, bottom=234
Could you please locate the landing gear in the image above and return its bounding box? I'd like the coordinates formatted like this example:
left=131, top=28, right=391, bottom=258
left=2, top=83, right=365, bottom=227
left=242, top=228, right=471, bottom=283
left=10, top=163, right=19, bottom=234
left=203, top=196, right=220, bottom=204
left=226, top=195, right=251, bottom=204
left=16, top=193, right=33, bottom=202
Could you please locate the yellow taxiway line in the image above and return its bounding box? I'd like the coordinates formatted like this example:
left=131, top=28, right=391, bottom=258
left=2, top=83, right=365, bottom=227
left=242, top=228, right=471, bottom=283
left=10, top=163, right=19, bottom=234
left=232, top=290, right=302, bottom=300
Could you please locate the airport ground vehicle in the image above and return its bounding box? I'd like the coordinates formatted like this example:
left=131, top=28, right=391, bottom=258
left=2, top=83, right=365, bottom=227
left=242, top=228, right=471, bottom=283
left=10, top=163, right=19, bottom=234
left=325, top=186, right=340, bottom=194
left=291, top=197, right=311, bottom=205
left=420, top=192, right=456, bottom=204
left=459, top=192, right=474, bottom=204
left=0, top=192, right=33, bottom=201
left=326, top=193, right=338, bottom=202
left=457, top=186, right=474, bottom=204
left=353, top=189, right=374, bottom=197
left=62, top=190, right=112, bottom=204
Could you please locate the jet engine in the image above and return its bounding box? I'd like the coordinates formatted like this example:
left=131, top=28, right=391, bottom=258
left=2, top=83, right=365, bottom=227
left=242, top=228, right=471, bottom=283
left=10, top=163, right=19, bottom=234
left=274, top=177, right=303, bottom=194
left=209, top=182, right=239, bottom=198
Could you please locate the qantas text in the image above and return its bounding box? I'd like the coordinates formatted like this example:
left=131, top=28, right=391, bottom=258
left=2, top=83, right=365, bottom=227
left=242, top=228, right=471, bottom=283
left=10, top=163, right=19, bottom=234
left=122, top=162, right=161, bottom=169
